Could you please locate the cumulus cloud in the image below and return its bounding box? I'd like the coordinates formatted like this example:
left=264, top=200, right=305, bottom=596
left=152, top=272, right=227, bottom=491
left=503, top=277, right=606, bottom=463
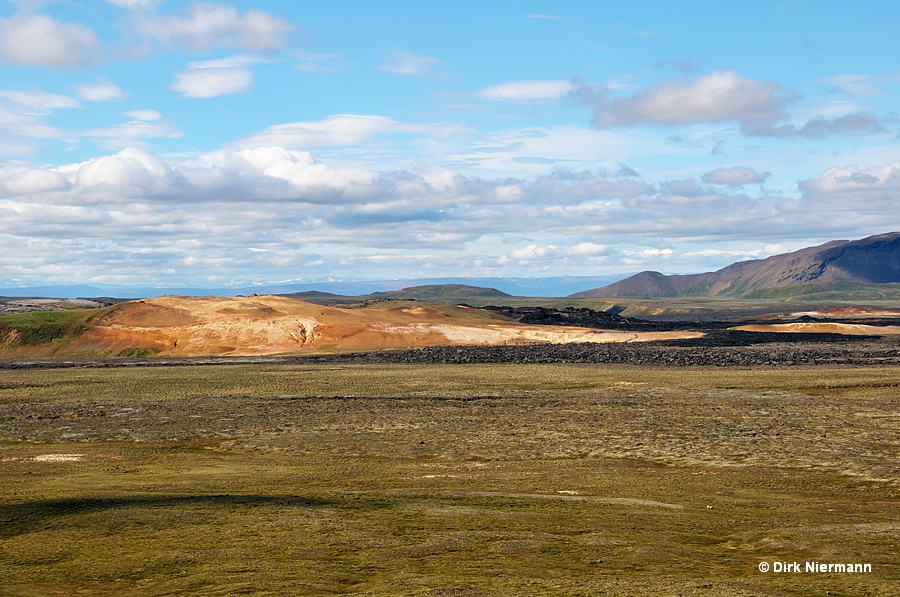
left=62, top=148, right=176, bottom=191
left=0, top=163, right=71, bottom=195
left=137, top=3, right=294, bottom=52
left=0, top=88, right=80, bottom=111
left=476, top=80, right=572, bottom=101
left=502, top=244, right=568, bottom=263
left=498, top=242, right=612, bottom=265
left=800, top=162, right=900, bottom=209
left=624, top=248, right=673, bottom=258
left=589, top=69, right=786, bottom=127
left=569, top=242, right=611, bottom=256
left=0, top=14, right=100, bottom=68
left=702, top=167, right=769, bottom=185
left=170, top=56, right=258, bottom=98
left=379, top=51, right=440, bottom=76
left=74, top=79, right=128, bottom=102
left=577, top=70, right=893, bottom=139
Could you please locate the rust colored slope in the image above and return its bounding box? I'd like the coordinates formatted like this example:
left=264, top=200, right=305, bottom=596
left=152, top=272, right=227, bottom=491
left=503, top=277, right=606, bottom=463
left=58, top=295, right=702, bottom=356
left=733, top=322, right=900, bottom=336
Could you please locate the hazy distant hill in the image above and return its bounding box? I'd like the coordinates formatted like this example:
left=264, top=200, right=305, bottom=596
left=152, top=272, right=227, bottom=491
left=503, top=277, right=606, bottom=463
left=279, top=285, right=512, bottom=305
left=572, top=231, right=900, bottom=298
left=368, top=284, right=512, bottom=300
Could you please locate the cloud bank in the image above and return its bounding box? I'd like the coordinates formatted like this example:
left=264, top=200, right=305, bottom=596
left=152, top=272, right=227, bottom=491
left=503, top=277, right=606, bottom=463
left=0, top=142, right=895, bottom=285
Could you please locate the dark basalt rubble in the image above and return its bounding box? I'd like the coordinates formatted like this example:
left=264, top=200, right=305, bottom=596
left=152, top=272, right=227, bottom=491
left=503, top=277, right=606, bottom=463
left=2, top=336, right=899, bottom=370
left=480, top=305, right=632, bottom=328
left=341, top=339, right=900, bottom=367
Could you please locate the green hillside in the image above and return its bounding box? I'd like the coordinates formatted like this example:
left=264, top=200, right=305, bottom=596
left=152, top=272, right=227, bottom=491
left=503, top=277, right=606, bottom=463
left=0, top=309, right=102, bottom=347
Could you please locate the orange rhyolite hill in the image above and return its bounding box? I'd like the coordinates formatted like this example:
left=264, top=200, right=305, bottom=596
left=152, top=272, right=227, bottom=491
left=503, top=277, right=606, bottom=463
left=15, top=295, right=702, bottom=357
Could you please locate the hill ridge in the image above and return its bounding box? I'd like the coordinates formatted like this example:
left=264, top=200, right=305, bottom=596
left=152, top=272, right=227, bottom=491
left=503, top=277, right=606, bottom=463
left=572, top=232, right=900, bottom=298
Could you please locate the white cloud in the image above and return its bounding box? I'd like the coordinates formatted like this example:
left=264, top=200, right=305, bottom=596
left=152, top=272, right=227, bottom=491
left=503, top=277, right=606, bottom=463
left=0, top=88, right=80, bottom=111
left=2, top=144, right=898, bottom=285
left=624, top=248, right=673, bottom=258
left=137, top=3, right=294, bottom=52
left=0, top=164, right=71, bottom=194
left=503, top=241, right=612, bottom=264
left=568, top=242, right=610, bottom=256
left=82, top=118, right=183, bottom=150
left=233, top=114, right=468, bottom=150
left=123, top=109, right=162, bottom=121
left=379, top=51, right=440, bottom=76
left=800, top=162, right=900, bottom=210
left=591, top=69, right=786, bottom=127
left=64, top=147, right=176, bottom=191
left=170, top=56, right=258, bottom=98
left=476, top=80, right=572, bottom=101
left=235, top=114, right=398, bottom=148
left=0, top=14, right=100, bottom=68
left=74, top=79, right=128, bottom=102
left=702, top=167, right=769, bottom=186
left=508, top=244, right=559, bottom=260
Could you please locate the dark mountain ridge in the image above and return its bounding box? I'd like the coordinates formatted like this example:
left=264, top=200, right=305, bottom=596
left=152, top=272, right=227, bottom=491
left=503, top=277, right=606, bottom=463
left=572, top=232, right=900, bottom=298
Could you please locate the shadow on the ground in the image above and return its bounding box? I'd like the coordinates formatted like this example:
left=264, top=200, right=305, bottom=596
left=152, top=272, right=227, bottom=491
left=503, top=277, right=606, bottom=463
left=0, top=493, right=339, bottom=539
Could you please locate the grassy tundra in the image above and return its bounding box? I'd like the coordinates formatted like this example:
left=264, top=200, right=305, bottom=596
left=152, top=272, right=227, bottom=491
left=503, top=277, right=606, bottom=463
left=1, top=363, right=898, bottom=595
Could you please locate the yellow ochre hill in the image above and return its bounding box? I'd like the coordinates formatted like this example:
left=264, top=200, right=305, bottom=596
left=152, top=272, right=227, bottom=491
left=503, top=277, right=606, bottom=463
left=0, top=295, right=701, bottom=357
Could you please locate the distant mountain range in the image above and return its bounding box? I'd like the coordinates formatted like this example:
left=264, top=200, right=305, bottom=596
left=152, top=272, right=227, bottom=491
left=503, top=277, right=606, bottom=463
left=0, top=276, right=627, bottom=300
left=7, top=232, right=900, bottom=303
left=571, top=232, right=900, bottom=298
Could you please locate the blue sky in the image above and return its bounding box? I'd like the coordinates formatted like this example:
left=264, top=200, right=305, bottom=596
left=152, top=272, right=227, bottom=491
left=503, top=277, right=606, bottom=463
left=1, top=0, right=899, bottom=289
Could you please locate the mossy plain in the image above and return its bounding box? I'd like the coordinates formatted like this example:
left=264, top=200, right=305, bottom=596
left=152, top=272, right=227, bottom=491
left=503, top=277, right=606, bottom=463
left=1, top=364, right=898, bottom=596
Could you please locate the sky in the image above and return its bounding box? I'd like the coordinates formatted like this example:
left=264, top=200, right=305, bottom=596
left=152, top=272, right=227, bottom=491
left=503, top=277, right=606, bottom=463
left=1, top=0, right=899, bottom=290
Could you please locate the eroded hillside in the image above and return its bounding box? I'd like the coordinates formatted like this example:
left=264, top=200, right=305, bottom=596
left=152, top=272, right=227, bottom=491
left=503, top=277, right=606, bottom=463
left=0, top=295, right=702, bottom=357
